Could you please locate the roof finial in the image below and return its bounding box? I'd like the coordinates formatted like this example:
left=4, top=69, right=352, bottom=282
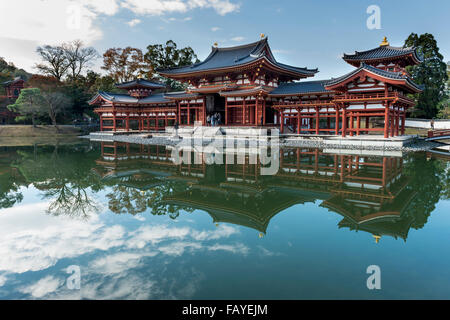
left=213, top=42, right=218, bottom=47
left=260, top=33, right=265, bottom=39
left=380, top=36, right=389, bottom=46
left=373, top=235, right=381, bottom=243
left=137, top=71, right=143, bottom=79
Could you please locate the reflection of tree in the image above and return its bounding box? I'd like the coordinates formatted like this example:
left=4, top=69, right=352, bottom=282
left=44, top=184, right=99, bottom=220
left=0, top=150, right=25, bottom=210
left=13, top=142, right=102, bottom=219
left=106, top=180, right=193, bottom=217
left=403, top=153, right=444, bottom=229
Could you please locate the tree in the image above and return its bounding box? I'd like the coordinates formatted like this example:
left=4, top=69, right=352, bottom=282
left=63, top=40, right=99, bottom=80
left=101, top=47, right=148, bottom=83
left=41, top=91, right=72, bottom=127
left=437, top=62, right=450, bottom=119
left=27, top=74, right=61, bottom=91
left=404, top=33, right=448, bottom=118
left=35, top=45, right=69, bottom=80
left=145, top=40, right=199, bottom=90
left=7, top=88, right=45, bottom=126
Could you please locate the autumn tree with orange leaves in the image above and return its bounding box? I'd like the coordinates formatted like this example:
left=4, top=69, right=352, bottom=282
left=101, top=47, right=150, bottom=83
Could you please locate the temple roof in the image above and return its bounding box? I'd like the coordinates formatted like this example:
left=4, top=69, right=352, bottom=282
left=164, top=91, right=201, bottom=100
left=325, top=63, right=423, bottom=93
left=219, top=86, right=272, bottom=97
left=269, top=80, right=333, bottom=96
left=115, top=78, right=166, bottom=90
left=2, top=77, right=25, bottom=87
left=157, top=37, right=318, bottom=79
left=89, top=91, right=173, bottom=105
left=343, top=43, right=423, bottom=67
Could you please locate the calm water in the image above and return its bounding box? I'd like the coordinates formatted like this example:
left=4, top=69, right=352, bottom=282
left=0, top=140, right=450, bottom=299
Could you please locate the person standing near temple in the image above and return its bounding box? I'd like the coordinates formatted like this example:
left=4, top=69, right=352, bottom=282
left=217, top=112, right=222, bottom=126
left=207, top=114, right=211, bottom=127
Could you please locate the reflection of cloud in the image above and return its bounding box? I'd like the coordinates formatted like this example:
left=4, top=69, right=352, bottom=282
left=20, top=276, right=63, bottom=298
left=91, top=252, right=158, bottom=274
left=0, top=275, right=6, bottom=287
left=258, top=246, right=283, bottom=257
left=0, top=202, right=125, bottom=273
left=209, top=243, right=249, bottom=255
left=0, top=201, right=249, bottom=299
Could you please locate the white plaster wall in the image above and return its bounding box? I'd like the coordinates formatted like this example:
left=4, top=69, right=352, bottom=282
left=405, top=119, right=450, bottom=129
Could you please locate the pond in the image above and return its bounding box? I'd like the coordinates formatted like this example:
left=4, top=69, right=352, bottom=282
left=0, top=140, right=449, bottom=299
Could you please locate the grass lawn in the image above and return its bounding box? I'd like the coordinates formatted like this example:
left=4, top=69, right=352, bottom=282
left=0, top=125, right=82, bottom=137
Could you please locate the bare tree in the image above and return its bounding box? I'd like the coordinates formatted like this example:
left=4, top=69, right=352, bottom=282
left=41, top=91, right=71, bottom=128
left=35, top=45, right=69, bottom=80
left=63, top=40, right=99, bottom=80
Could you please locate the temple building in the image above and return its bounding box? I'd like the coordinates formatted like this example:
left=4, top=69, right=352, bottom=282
left=89, top=36, right=423, bottom=137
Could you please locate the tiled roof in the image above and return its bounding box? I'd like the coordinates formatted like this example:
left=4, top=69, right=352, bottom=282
left=2, top=77, right=25, bottom=87
left=157, top=37, right=318, bottom=77
left=164, top=92, right=201, bottom=100
left=219, top=86, right=272, bottom=97
left=269, top=80, right=332, bottom=96
left=115, top=78, right=166, bottom=89
left=326, top=63, right=423, bottom=92
left=89, top=92, right=172, bottom=104
left=343, top=45, right=423, bottom=64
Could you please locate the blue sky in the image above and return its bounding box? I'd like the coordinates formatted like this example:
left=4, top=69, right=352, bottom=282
left=1, top=0, right=449, bottom=80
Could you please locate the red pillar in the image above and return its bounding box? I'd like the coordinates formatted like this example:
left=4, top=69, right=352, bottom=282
left=341, top=107, right=347, bottom=137
left=356, top=115, right=360, bottom=136
left=395, top=107, right=399, bottom=136
left=100, top=114, right=103, bottom=131
left=315, top=107, right=319, bottom=134
left=401, top=111, right=406, bottom=135
left=242, top=100, right=246, bottom=125
left=335, top=106, right=339, bottom=135
left=280, top=111, right=284, bottom=133
left=349, top=113, right=354, bottom=136
left=297, top=108, right=301, bottom=134
left=113, top=112, right=116, bottom=132
left=384, top=103, right=389, bottom=138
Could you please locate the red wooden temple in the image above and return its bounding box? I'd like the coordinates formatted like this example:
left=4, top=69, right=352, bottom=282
left=90, top=36, right=423, bottom=137
left=1, top=77, right=25, bottom=124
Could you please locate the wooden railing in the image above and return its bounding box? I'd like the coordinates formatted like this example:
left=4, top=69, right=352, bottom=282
left=428, top=129, right=450, bottom=138
left=272, top=100, right=334, bottom=107
left=334, top=92, right=414, bottom=103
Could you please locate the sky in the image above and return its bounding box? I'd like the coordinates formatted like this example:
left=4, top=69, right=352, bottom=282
left=0, top=0, right=449, bottom=81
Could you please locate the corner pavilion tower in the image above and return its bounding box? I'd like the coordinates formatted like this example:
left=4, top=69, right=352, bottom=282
left=90, top=36, right=423, bottom=137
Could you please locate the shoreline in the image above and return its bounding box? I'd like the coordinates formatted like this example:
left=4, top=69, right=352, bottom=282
left=81, top=133, right=442, bottom=153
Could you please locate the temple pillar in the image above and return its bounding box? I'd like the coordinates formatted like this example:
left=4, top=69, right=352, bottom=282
left=100, top=114, right=103, bottom=131
left=341, top=107, right=347, bottom=137
left=356, top=115, right=360, bottom=136
left=349, top=113, right=354, bottom=136
left=315, top=107, right=319, bottom=134
left=401, top=111, right=406, bottom=135
left=384, top=103, right=389, bottom=138
left=297, top=108, right=301, bottom=134
left=280, top=111, right=284, bottom=133
left=335, top=106, right=339, bottom=135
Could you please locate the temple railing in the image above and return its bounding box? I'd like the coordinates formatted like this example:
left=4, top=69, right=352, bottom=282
left=272, top=100, right=335, bottom=108
left=333, top=92, right=414, bottom=103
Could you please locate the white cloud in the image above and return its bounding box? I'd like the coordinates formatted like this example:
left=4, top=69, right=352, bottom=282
left=127, top=18, right=142, bottom=27
left=121, top=0, right=240, bottom=16
left=0, top=0, right=239, bottom=72
left=211, top=27, right=221, bottom=32
left=231, top=36, right=245, bottom=42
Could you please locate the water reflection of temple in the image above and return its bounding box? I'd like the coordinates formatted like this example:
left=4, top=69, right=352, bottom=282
left=94, top=142, right=417, bottom=241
